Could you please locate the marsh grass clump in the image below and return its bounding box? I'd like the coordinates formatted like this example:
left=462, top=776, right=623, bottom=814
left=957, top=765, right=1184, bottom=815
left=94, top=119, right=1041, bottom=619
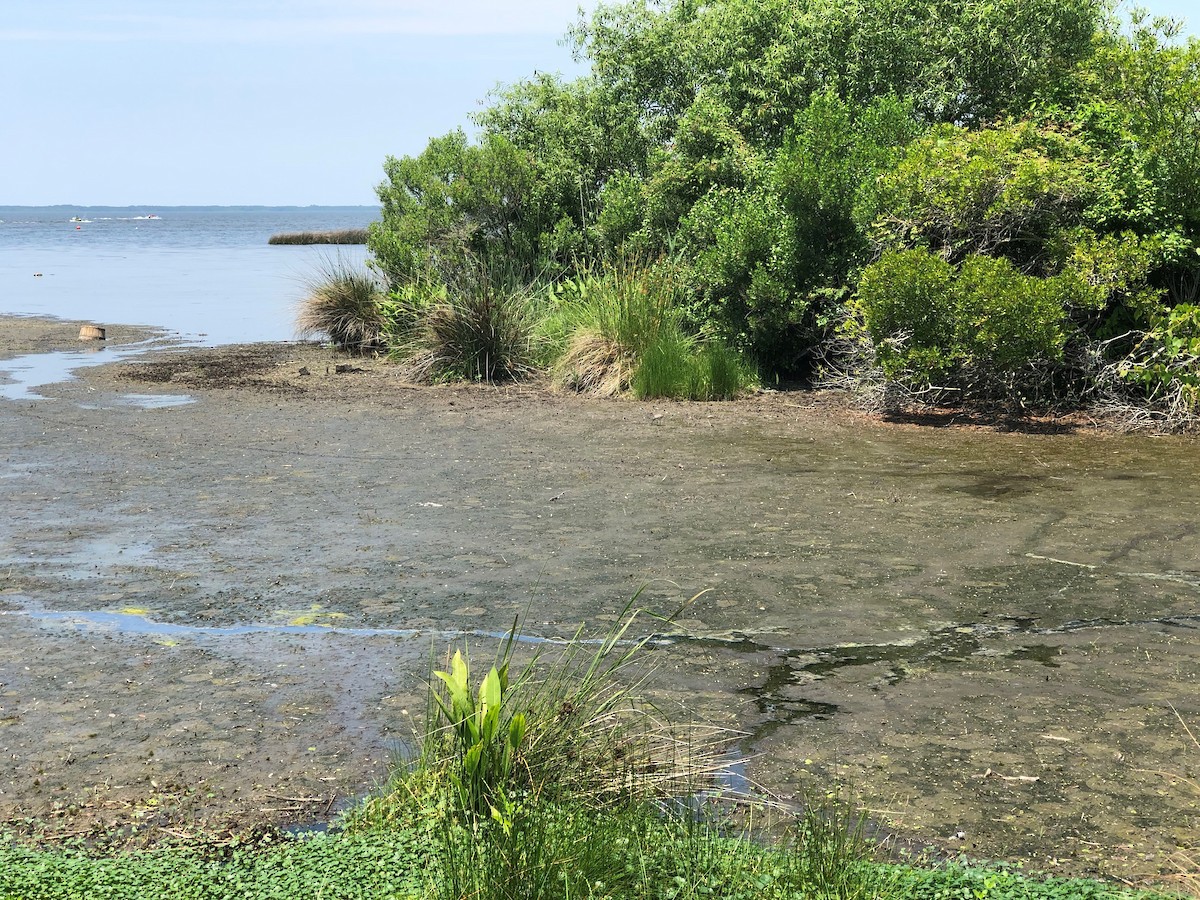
left=544, top=257, right=754, bottom=399
left=634, top=339, right=754, bottom=401
left=544, top=258, right=685, bottom=397
left=295, top=257, right=387, bottom=352
left=391, top=261, right=542, bottom=383
left=269, top=229, right=369, bottom=245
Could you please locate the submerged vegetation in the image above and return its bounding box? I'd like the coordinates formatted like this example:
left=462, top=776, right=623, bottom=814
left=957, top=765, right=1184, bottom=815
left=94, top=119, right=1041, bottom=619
left=0, top=606, right=1173, bottom=899
left=299, top=0, right=1200, bottom=424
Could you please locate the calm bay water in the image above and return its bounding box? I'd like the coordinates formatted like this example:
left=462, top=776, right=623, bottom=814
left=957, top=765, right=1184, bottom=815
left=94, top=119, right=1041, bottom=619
left=0, top=206, right=377, bottom=345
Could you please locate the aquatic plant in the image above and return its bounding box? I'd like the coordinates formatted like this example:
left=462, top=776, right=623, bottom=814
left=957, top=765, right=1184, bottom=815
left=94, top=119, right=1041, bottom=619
left=295, top=256, right=387, bottom=352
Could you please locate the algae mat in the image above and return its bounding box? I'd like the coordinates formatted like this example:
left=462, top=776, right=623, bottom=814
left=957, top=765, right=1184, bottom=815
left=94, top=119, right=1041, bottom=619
left=1, top=315, right=1197, bottom=884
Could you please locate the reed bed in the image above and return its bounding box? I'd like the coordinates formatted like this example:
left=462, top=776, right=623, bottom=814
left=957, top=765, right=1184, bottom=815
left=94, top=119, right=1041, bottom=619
left=269, top=228, right=369, bottom=245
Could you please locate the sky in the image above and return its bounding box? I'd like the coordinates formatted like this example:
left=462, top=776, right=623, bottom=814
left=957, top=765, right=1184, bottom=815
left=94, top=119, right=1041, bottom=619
left=2, top=0, right=1196, bottom=207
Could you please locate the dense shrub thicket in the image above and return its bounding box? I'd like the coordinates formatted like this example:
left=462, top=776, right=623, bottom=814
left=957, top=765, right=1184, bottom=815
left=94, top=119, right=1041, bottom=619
left=365, top=0, right=1200, bottom=418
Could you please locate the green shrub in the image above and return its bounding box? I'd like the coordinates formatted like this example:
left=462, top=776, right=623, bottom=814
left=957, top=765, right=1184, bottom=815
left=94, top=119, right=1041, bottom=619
left=865, top=120, right=1119, bottom=271
left=953, top=255, right=1071, bottom=370
left=1121, top=302, right=1200, bottom=412
left=294, top=257, right=387, bottom=351
left=675, top=93, right=921, bottom=376
left=378, top=278, right=448, bottom=348
left=853, top=249, right=1072, bottom=394
left=853, top=248, right=960, bottom=382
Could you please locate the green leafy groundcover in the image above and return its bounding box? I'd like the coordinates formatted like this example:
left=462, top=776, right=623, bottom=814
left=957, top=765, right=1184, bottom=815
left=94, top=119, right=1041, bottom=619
left=0, top=831, right=428, bottom=900
left=0, top=830, right=1166, bottom=900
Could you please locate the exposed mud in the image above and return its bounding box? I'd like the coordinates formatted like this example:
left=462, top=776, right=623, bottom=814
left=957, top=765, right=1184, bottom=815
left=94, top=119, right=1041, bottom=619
left=2, top=315, right=1198, bottom=885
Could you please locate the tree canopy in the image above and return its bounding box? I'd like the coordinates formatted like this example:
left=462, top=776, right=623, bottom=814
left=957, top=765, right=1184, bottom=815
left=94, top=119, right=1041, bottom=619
left=369, top=0, right=1200, bottom=415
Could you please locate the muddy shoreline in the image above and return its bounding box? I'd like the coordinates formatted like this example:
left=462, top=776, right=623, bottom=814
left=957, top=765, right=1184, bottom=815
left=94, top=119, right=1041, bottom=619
left=2, top=315, right=1197, bottom=885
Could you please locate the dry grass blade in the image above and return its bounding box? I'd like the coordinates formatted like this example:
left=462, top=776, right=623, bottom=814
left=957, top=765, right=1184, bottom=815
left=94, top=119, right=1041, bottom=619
left=552, top=331, right=632, bottom=397
left=1140, top=703, right=1200, bottom=896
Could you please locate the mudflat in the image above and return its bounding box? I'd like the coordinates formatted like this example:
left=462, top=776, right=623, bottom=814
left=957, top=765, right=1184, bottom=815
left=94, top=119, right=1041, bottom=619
left=2, top=315, right=1197, bottom=885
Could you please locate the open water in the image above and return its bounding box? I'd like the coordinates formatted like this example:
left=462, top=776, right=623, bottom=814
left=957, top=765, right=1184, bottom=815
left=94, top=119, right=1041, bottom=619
left=0, top=205, right=377, bottom=345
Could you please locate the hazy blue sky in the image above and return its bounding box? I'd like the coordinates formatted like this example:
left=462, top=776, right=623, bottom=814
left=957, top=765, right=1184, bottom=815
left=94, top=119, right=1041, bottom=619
left=3, top=0, right=1195, bottom=207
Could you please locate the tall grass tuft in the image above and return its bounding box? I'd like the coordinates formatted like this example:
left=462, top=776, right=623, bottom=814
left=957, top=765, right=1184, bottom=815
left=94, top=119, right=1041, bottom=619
left=543, top=257, right=754, bottom=399
left=789, top=791, right=901, bottom=899
left=391, top=260, right=542, bottom=383
left=544, top=257, right=685, bottom=397
left=633, top=339, right=753, bottom=400
left=295, top=257, right=387, bottom=352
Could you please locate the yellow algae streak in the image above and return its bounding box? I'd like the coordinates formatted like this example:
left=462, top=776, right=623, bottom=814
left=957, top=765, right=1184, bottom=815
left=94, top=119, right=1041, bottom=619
left=279, top=604, right=348, bottom=627
left=118, top=606, right=152, bottom=617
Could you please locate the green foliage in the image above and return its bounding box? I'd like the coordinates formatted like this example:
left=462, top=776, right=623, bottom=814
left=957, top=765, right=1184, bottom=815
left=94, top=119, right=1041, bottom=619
left=1120, top=303, right=1200, bottom=412
left=430, top=649, right=526, bottom=820
left=953, top=256, right=1075, bottom=370
left=675, top=92, right=920, bottom=372
left=363, top=0, right=1200, bottom=413
left=1082, top=14, right=1200, bottom=234
left=0, top=830, right=431, bottom=900
left=854, top=249, right=1072, bottom=390
left=377, top=277, right=448, bottom=347
left=890, top=861, right=1153, bottom=900
left=371, top=75, right=650, bottom=287
left=3, top=826, right=1162, bottom=900
left=363, top=607, right=910, bottom=900
left=858, top=116, right=1196, bottom=406
left=866, top=121, right=1118, bottom=271
left=572, top=0, right=1101, bottom=139
left=370, top=130, right=544, bottom=285
left=542, top=259, right=685, bottom=396
left=476, top=74, right=653, bottom=263
left=853, top=248, right=959, bottom=381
